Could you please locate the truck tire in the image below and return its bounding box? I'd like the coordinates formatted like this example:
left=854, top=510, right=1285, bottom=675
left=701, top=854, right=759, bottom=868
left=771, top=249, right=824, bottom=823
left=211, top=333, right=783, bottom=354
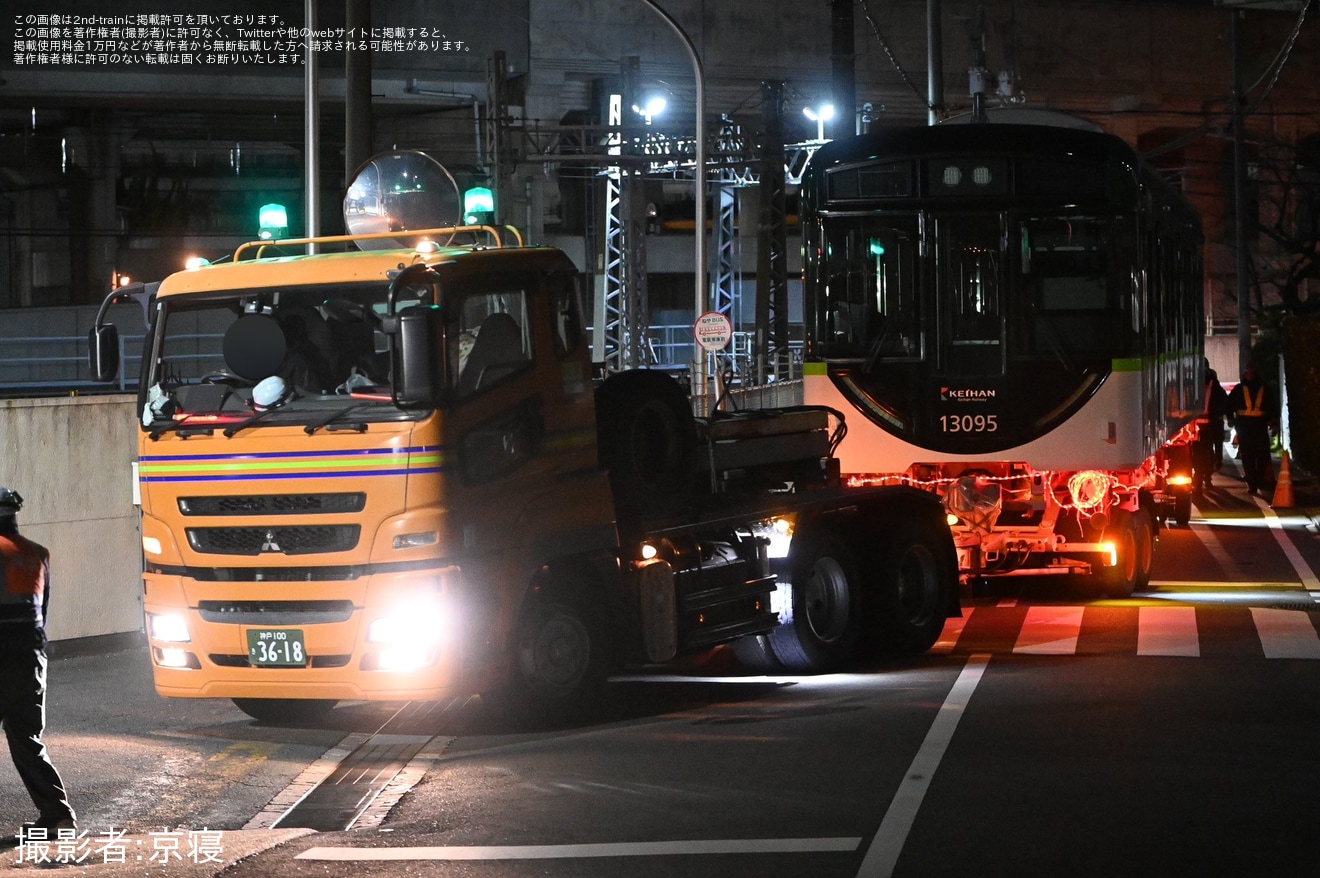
left=864, top=515, right=957, bottom=657
left=729, top=633, right=782, bottom=672
left=1098, top=508, right=1142, bottom=598
left=768, top=533, right=863, bottom=673
left=595, top=371, right=696, bottom=522
left=231, top=697, right=337, bottom=724
left=498, top=592, right=610, bottom=722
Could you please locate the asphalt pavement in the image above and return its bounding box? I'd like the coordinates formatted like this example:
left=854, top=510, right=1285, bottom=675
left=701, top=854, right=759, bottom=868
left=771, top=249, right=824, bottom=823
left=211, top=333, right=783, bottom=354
left=1, top=448, right=1316, bottom=877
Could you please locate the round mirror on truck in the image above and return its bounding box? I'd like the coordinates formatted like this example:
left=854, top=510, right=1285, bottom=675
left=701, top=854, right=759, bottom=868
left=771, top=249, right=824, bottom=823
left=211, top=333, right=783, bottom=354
left=343, top=150, right=462, bottom=250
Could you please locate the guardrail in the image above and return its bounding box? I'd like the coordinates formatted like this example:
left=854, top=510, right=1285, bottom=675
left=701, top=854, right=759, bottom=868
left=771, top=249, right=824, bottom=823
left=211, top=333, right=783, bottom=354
left=0, top=334, right=144, bottom=394
left=1, top=325, right=804, bottom=398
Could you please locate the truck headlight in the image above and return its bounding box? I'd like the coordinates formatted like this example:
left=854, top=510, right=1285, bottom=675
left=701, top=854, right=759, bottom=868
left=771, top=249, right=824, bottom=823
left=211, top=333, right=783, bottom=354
left=367, top=597, right=449, bottom=644
left=147, top=612, right=190, bottom=643
left=367, top=594, right=452, bottom=672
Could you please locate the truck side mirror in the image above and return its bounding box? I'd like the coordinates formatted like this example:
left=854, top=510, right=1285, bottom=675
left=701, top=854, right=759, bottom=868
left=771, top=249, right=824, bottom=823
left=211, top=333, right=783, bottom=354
left=87, top=324, right=121, bottom=382
left=391, top=305, right=444, bottom=409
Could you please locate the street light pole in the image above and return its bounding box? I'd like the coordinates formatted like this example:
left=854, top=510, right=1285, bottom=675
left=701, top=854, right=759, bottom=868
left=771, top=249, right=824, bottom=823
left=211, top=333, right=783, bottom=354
left=640, top=0, right=707, bottom=400
left=1232, top=8, right=1252, bottom=376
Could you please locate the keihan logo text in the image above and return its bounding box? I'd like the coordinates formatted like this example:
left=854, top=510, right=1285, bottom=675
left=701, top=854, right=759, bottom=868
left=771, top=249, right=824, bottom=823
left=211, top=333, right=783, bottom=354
left=941, top=387, right=996, bottom=402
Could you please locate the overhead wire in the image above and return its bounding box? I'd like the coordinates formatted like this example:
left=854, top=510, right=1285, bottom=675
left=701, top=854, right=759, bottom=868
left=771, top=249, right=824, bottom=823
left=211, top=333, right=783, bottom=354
left=855, top=0, right=941, bottom=118
left=1142, top=0, right=1313, bottom=158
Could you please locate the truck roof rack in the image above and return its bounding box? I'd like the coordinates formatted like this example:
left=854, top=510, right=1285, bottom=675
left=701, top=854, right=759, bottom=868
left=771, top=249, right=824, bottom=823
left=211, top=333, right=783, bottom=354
left=232, top=224, right=525, bottom=262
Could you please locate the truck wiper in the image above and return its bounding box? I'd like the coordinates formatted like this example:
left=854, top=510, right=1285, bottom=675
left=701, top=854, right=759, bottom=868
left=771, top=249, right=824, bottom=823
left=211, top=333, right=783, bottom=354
left=304, top=402, right=376, bottom=435
left=148, top=417, right=216, bottom=441
left=223, top=407, right=279, bottom=438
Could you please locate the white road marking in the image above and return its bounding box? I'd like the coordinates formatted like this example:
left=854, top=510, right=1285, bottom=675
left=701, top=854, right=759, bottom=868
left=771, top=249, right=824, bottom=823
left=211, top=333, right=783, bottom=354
left=296, top=837, right=863, bottom=861
left=1189, top=520, right=1238, bottom=573
left=1250, top=608, right=1320, bottom=659
left=1013, top=606, right=1083, bottom=654
left=1251, top=495, right=1320, bottom=592
left=930, top=614, right=967, bottom=654
left=1137, top=606, right=1200, bottom=656
left=855, top=654, right=990, bottom=878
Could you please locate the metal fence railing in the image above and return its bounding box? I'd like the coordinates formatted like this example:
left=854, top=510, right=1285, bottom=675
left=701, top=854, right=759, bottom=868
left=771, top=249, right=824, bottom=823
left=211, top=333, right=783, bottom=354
left=0, top=334, right=144, bottom=394
left=1, top=325, right=806, bottom=402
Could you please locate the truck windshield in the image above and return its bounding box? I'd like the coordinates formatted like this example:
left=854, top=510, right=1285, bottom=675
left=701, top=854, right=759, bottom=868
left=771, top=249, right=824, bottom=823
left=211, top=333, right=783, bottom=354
left=141, top=282, right=430, bottom=433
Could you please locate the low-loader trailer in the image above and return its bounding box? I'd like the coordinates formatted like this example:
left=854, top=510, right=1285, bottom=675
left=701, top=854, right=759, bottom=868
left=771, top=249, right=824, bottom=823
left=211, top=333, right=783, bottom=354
left=90, top=220, right=959, bottom=722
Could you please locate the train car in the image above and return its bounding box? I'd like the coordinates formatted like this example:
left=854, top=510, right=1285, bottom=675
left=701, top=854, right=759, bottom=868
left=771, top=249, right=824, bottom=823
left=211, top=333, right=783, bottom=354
left=800, top=120, right=1205, bottom=596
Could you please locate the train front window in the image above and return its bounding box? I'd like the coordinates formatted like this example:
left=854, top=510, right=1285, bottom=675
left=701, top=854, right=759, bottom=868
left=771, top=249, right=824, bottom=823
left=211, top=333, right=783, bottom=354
left=937, top=215, right=1003, bottom=374
left=821, top=217, right=920, bottom=362
left=1018, top=216, right=1132, bottom=357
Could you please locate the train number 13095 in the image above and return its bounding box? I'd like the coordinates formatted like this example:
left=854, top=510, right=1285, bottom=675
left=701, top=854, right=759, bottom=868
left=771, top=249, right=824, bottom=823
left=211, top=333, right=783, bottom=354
left=939, top=414, right=999, bottom=433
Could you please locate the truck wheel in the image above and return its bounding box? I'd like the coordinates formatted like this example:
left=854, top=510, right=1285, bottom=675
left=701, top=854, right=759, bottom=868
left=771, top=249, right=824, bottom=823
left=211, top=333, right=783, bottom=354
left=729, top=634, right=782, bottom=672
left=866, top=516, right=957, bottom=657
left=1098, top=509, right=1140, bottom=598
left=501, top=594, right=609, bottom=722
left=768, top=533, right=863, bottom=673
left=231, top=698, right=337, bottom=724
left=595, top=371, right=695, bottom=522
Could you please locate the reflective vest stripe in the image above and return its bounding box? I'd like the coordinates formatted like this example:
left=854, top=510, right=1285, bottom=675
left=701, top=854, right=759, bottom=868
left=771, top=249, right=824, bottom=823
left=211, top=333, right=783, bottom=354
left=1237, top=386, right=1265, bottom=418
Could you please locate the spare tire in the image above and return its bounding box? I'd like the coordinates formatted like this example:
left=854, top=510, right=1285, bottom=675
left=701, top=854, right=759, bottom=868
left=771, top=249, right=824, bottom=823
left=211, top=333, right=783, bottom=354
left=595, top=370, right=697, bottom=523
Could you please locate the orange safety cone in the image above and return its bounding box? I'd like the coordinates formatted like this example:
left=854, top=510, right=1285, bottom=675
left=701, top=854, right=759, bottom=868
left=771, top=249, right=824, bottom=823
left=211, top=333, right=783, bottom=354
left=1272, top=450, right=1295, bottom=509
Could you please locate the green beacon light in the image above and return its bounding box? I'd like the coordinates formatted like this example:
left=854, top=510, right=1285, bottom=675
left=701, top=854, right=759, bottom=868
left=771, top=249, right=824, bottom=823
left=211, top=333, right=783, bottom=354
left=463, top=186, right=495, bottom=226
left=258, top=202, right=289, bottom=240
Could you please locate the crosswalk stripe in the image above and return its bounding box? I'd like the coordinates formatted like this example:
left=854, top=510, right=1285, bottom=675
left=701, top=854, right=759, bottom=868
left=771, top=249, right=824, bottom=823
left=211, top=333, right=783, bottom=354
left=934, top=605, right=1320, bottom=659
left=1137, top=606, right=1200, bottom=657
left=930, top=615, right=967, bottom=655
left=1013, top=606, right=1083, bottom=655
left=1250, top=608, right=1320, bottom=659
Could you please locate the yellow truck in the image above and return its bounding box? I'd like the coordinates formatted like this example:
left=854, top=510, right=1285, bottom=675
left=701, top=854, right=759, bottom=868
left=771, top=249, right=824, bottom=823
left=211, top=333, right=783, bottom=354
left=89, top=181, right=958, bottom=724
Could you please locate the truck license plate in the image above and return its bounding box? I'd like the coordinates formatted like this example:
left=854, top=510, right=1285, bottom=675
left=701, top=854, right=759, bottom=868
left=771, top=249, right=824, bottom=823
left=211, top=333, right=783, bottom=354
left=246, top=628, right=308, bottom=667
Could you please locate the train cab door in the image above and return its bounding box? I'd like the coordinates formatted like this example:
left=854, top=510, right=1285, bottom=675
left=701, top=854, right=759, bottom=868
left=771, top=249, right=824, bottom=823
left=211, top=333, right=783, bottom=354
left=933, top=213, right=1007, bottom=380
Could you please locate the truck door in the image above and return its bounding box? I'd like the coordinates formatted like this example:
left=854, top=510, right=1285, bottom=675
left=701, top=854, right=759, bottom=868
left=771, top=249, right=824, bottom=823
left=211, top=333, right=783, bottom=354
left=443, top=271, right=607, bottom=564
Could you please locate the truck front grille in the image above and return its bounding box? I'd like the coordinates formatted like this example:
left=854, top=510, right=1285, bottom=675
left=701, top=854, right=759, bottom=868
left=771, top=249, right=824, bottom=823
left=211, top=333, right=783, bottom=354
left=178, top=493, right=366, bottom=516
left=209, top=653, right=352, bottom=669
left=185, top=525, right=361, bottom=556
left=198, top=599, right=355, bottom=625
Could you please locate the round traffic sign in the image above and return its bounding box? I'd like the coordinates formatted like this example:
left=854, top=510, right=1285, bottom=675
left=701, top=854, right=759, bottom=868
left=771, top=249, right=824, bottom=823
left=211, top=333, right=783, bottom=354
left=693, top=311, right=733, bottom=352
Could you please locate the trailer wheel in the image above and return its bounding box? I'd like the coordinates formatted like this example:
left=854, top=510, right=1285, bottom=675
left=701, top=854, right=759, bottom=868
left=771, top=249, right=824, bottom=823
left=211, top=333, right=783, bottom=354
left=231, top=698, right=337, bottom=724
left=768, top=533, right=863, bottom=673
left=1173, top=492, right=1192, bottom=527
left=866, top=515, right=957, bottom=657
left=1098, top=508, right=1142, bottom=598
left=499, top=593, right=609, bottom=721
left=595, top=371, right=696, bottom=521
left=1132, top=507, right=1155, bottom=592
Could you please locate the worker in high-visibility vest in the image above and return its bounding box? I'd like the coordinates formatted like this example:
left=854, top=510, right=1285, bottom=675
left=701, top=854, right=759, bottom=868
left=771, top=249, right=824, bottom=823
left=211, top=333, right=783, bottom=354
left=0, top=488, right=77, bottom=849
left=1226, top=363, right=1278, bottom=495
left=1193, top=360, right=1230, bottom=496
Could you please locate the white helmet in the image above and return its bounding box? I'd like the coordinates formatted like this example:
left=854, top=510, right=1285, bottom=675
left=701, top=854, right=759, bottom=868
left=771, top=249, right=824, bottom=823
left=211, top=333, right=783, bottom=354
left=0, top=486, right=22, bottom=514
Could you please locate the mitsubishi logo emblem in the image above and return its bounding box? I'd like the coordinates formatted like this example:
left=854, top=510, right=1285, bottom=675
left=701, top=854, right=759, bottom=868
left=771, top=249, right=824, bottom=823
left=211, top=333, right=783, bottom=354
left=260, top=530, right=282, bottom=553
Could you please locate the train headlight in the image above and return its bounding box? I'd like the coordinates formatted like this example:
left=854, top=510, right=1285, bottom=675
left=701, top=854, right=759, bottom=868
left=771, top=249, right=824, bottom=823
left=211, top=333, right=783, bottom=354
left=148, top=612, right=191, bottom=643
